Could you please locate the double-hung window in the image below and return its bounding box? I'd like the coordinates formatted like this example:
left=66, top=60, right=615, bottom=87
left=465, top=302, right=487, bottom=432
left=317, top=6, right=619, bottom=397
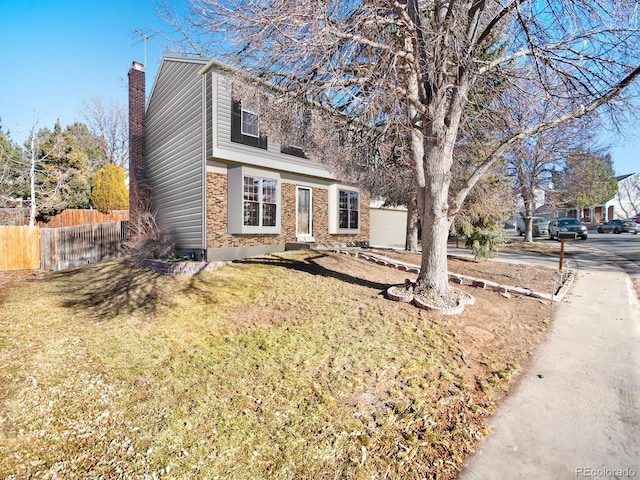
left=228, top=166, right=281, bottom=234
left=280, top=107, right=307, bottom=158
left=241, top=108, right=259, bottom=137
left=339, top=190, right=359, bottom=229
left=243, top=176, right=277, bottom=227
left=329, top=185, right=360, bottom=233
left=231, top=99, right=267, bottom=149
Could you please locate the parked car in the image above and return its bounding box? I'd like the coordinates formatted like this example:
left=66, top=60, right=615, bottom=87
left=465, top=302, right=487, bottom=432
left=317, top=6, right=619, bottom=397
left=624, top=220, right=640, bottom=234
left=632, top=215, right=640, bottom=224
left=549, top=217, right=588, bottom=240
left=598, top=219, right=640, bottom=234
left=516, top=216, right=550, bottom=237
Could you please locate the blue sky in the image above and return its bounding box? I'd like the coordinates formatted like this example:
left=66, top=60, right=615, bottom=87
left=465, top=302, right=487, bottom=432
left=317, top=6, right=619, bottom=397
left=0, top=0, right=638, bottom=176
left=0, top=0, right=170, bottom=141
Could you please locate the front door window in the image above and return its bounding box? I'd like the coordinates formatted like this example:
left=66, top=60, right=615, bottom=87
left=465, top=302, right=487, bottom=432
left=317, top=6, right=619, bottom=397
left=297, top=187, right=312, bottom=239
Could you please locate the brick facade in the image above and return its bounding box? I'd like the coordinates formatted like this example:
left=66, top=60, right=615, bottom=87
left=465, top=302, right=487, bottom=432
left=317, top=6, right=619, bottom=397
left=205, top=171, right=369, bottom=250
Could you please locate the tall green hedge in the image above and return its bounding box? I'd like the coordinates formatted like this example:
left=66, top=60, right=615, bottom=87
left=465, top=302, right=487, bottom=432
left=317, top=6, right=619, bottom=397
left=90, top=164, right=129, bottom=213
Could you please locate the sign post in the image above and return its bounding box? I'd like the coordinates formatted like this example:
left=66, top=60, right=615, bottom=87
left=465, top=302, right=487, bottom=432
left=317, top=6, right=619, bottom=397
left=557, top=231, right=576, bottom=270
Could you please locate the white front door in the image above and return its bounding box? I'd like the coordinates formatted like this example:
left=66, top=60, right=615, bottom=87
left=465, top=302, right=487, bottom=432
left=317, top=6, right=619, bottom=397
left=296, top=187, right=313, bottom=240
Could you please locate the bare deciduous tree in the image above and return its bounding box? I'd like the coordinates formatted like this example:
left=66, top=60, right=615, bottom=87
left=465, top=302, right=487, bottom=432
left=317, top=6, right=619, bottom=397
left=498, top=81, right=588, bottom=241
left=81, top=94, right=129, bottom=175
left=613, top=176, right=640, bottom=218
left=168, top=0, right=640, bottom=301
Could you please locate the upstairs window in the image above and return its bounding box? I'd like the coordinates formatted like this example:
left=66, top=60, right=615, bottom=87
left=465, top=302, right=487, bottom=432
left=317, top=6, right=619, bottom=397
left=241, top=108, right=259, bottom=137
left=280, top=107, right=308, bottom=158
left=280, top=144, right=306, bottom=158
left=231, top=99, right=267, bottom=149
left=339, top=190, right=359, bottom=229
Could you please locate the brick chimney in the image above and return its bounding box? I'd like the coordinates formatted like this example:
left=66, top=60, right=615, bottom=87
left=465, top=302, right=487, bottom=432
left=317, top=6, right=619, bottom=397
left=128, top=61, right=151, bottom=225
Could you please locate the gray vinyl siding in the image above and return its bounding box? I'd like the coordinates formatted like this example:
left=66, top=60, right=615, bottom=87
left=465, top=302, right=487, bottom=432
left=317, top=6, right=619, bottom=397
left=210, top=72, right=337, bottom=179
left=145, top=58, right=208, bottom=251
left=205, top=72, right=213, bottom=159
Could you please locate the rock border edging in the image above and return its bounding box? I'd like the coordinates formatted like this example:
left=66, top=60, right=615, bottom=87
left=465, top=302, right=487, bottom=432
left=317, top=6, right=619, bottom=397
left=332, top=249, right=575, bottom=303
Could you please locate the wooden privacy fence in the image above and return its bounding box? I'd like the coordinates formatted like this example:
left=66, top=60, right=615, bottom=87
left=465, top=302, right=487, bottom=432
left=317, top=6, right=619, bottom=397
left=40, top=210, right=129, bottom=228
left=40, top=222, right=128, bottom=272
left=0, top=222, right=128, bottom=272
left=0, top=208, right=130, bottom=227
left=0, top=226, right=40, bottom=271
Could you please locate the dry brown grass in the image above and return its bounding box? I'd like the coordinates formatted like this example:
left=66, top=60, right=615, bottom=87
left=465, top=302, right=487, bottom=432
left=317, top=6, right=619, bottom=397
left=0, top=251, right=556, bottom=479
left=496, top=237, right=562, bottom=255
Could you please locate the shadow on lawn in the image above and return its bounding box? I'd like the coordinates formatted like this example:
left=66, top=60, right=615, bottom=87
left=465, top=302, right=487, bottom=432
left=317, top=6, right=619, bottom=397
left=238, top=252, right=391, bottom=292
left=51, top=260, right=202, bottom=320
left=51, top=252, right=389, bottom=321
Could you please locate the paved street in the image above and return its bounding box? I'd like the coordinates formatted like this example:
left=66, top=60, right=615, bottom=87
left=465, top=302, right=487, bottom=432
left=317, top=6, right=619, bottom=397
left=457, top=240, right=640, bottom=480
left=587, top=230, right=640, bottom=262
left=584, top=230, right=640, bottom=282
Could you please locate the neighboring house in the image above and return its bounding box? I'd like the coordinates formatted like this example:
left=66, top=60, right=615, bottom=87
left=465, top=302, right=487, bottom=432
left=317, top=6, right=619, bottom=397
left=603, top=173, right=640, bottom=220
left=128, top=57, right=369, bottom=261
left=567, top=173, right=640, bottom=223
left=513, top=188, right=547, bottom=216
left=503, top=188, right=547, bottom=228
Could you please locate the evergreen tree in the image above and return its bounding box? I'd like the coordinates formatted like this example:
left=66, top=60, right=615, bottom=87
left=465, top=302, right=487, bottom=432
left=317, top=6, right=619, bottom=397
left=0, top=125, right=27, bottom=207
left=29, top=121, right=92, bottom=220
left=552, top=150, right=618, bottom=210
left=90, top=163, right=129, bottom=212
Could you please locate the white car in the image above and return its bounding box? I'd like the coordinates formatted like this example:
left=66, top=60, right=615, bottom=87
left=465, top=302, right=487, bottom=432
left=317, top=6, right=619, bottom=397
left=516, top=217, right=550, bottom=237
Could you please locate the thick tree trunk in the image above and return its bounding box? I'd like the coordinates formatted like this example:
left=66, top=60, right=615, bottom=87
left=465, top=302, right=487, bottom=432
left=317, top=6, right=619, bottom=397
left=405, top=190, right=419, bottom=252
left=415, top=149, right=453, bottom=294
left=404, top=32, right=459, bottom=297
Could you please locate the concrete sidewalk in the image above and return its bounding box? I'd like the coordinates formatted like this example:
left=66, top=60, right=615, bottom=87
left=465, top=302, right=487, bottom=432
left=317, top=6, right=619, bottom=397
left=457, top=247, right=640, bottom=479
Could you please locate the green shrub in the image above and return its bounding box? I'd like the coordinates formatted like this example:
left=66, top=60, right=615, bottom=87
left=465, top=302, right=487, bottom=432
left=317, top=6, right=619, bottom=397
left=456, top=221, right=506, bottom=259
left=90, top=164, right=128, bottom=212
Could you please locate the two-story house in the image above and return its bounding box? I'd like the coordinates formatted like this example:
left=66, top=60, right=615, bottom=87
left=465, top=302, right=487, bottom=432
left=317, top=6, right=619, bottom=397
left=128, top=57, right=369, bottom=261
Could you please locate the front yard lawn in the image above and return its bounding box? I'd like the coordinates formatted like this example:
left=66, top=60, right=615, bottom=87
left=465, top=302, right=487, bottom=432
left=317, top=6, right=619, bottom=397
left=0, top=250, right=555, bottom=479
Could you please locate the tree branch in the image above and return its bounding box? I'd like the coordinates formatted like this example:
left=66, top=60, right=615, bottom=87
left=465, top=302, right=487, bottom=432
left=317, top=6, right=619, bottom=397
left=451, top=64, right=640, bottom=217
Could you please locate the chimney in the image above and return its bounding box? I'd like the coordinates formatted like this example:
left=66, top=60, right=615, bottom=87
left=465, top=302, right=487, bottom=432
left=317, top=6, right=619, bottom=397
left=128, top=60, right=150, bottom=225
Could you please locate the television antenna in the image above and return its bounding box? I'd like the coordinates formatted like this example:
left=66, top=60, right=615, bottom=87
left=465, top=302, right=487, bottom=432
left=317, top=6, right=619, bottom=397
left=130, top=28, right=155, bottom=68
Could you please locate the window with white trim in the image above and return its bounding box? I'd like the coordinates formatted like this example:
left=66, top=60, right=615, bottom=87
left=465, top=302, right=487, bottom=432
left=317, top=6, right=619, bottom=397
left=328, top=184, right=360, bottom=234
left=339, top=190, right=359, bottom=229
left=231, top=99, right=267, bottom=149
left=228, top=166, right=281, bottom=234
left=243, top=176, right=277, bottom=227
left=241, top=108, right=259, bottom=137
left=280, top=107, right=308, bottom=158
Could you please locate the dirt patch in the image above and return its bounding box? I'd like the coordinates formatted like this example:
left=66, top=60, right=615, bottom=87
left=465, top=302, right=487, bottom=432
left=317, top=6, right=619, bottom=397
left=306, top=250, right=558, bottom=384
